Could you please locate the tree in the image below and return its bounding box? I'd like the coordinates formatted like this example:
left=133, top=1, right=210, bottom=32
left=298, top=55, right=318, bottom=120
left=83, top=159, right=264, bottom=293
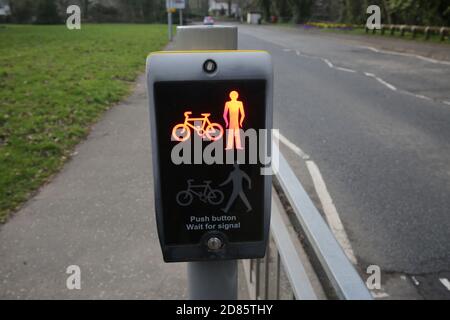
left=258, top=0, right=271, bottom=21
left=288, top=0, right=313, bottom=23
left=274, top=0, right=292, bottom=22
left=386, top=0, right=450, bottom=26
left=35, top=0, right=61, bottom=24
left=82, top=0, right=92, bottom=19
left=9, top=0, right=35, bottom=23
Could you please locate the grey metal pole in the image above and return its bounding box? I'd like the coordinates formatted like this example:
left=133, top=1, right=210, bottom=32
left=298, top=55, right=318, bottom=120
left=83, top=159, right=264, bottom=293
left=188, top=260, right=237, bottom=299
left=168, top=12, right=173, bottom=41
left=179, top=9, right=183, bottom=26
left=172, top=25, right=239, bottom=300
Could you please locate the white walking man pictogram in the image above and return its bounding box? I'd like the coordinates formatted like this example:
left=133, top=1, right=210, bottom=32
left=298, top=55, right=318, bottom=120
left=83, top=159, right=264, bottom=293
left=220, top=164, right=252, bottom=213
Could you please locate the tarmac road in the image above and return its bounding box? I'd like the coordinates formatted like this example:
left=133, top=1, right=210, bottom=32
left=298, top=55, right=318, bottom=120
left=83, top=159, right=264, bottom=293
left=238, top=24, right=450, bottom=299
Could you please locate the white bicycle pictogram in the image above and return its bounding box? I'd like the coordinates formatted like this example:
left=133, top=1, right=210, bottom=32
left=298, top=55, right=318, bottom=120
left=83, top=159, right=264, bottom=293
left=176, top=179, right=224, bottom=206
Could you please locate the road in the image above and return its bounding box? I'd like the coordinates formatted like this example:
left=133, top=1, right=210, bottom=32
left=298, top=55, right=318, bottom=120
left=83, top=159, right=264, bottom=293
left=237, top=24, right=450, bottom=299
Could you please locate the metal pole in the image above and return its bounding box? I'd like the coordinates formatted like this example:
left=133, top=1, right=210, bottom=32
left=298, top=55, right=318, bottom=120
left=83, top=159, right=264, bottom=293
left=174, top=25, right=238, bottom=300
left=188, top=260, right=237, bottom=299
left=168, top=11, right=173, bottom=41
left=179, top=9, right=183, bottom=26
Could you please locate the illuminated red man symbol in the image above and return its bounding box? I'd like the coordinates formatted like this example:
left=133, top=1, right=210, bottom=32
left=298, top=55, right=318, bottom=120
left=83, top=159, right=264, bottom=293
left=223, top=90, right=245, bottom=150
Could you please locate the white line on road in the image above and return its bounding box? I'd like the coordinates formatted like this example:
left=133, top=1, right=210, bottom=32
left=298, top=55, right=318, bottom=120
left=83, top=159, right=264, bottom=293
left=335, top=67, right=357, bottom=73
left=306, top=160, right=358, bottom=265
left=322, top=58, right=334, bottom=68
left=288, top=48, right=447, bottom=105
left=273, top=131, right=310, bottom=160
left=275, top=131, right=357, bottom=264
left=295, top=50, right=321, bottom=61
left=439, top=278, right=450, bottom=291
left=360, top=46, right=450, bottom=66
left=374, top=77, right=397, bottom=91
left=414, top=94, right=432, bottom=101
left=364, top=72, right=397, bottom=91
left=371, top=291, right=390, bottom=299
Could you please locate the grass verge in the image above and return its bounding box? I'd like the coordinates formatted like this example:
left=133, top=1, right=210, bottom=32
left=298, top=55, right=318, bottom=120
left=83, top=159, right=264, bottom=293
left=274, top=23, right=450, bottom=45
left=0, top=24, right=167, bottom=223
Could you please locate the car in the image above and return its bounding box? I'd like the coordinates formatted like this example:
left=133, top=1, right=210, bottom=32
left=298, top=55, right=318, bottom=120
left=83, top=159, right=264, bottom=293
left=203, top=16, right=214, bottom=25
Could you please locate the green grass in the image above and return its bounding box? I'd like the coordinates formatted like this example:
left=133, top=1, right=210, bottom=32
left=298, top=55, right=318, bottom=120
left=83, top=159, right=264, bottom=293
left=0, top=24, right=168, bottom=222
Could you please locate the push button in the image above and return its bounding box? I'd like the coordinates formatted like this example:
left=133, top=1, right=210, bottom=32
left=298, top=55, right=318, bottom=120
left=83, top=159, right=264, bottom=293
left=207, top=237, right=223, bottom=251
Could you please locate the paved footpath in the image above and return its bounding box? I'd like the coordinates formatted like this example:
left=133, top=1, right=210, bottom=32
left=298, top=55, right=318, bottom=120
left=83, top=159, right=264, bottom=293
left=0, top=75, right=187, bottom=299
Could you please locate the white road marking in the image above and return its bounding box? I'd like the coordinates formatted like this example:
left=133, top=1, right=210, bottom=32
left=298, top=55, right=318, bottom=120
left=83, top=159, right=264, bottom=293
left=414, top=94, right=432, bottom=101
left=306, top=160, right=357, bottom=265
left=360, top=46, right=450, bottom=66
left=335, top=67, right=356, bottom=73
left=294, top=50, right=314, bottom=59
left=276, top=130, right=357, bottom=264
left=371, top=291, right=389, bottom=299
left=273, top=131, right=310, bottom=160
left=374, top=77, right=397, bottom=91
left=287, top=48, right=448, bottom=106
left=398, top=90, right=436, bottom=103
left=363, top=72, right=397, bottom=91
left=323, top=58, right=334, bottom=68
left=439, top=278, right=450, bottom=291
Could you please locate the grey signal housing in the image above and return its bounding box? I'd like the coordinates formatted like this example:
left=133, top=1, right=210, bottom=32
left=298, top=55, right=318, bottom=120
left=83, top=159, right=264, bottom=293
left=146, top=51, right=273, bottom=262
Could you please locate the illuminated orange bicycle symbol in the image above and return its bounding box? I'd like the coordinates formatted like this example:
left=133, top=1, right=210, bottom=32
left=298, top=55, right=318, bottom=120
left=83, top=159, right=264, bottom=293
left=172, top=111, right=224, bottom=142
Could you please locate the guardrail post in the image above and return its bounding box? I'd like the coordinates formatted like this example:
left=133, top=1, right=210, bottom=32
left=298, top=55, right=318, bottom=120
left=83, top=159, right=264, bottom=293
left=440, top=27, right=447, bottom=41
left=412, top=26, right=417, bottom=38
left=425, top=26, right=430, bottom=40
left=167, top=11, right=173, bottom=41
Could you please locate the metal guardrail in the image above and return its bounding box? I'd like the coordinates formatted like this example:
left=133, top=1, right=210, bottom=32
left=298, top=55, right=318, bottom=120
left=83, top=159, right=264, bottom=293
left=244, top=146, right=372, bottom=300
left=366, top=24, right=449, bottom=41
left=243, top=199, right=318, bottom=300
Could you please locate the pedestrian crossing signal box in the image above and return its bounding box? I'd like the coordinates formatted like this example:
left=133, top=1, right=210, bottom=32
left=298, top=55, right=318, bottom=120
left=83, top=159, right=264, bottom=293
left=146, top=51, right=273, bottom=262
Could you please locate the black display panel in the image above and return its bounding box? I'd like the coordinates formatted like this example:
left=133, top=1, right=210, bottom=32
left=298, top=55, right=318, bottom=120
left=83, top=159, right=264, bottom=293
left=153, top=80, right=268, bottom=252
